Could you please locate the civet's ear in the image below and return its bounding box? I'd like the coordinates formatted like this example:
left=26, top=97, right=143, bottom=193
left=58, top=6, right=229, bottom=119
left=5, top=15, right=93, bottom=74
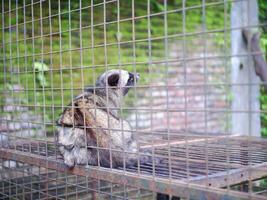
left=107, top=73, right=120, bottom=87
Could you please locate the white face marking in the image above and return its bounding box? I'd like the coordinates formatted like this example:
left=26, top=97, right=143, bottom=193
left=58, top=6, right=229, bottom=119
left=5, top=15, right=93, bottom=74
left=117, top=70, right=129, bottom=88
left=97, top=69, right=129, bottom=88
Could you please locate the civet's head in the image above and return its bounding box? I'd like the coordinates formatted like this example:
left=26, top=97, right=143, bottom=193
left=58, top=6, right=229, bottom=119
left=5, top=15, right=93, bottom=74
left=96, top=69, right=140, bottom=96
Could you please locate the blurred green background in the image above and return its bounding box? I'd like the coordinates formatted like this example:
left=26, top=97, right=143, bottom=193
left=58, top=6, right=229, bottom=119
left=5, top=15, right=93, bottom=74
left=0, top=0, right=266, bottom=136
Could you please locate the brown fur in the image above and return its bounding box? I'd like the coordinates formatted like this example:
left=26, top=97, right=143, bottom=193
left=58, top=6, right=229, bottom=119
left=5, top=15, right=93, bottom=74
left=57, top=70, right=139, bottom=168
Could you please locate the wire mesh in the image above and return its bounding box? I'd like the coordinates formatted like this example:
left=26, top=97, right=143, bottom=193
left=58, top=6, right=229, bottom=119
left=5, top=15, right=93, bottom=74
left=0, top=0, right=267, bottom=199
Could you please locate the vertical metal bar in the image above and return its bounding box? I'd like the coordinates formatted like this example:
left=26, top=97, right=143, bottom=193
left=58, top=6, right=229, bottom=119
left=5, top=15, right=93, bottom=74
left=15, top=0, right=22, bottom=150
left=64, top=171, right=67, bottom=199
left=78, top=1, right=87, bottom=173
left=0, top=158, right=3, bottom=197
left=103, top=0, right=112, bottom=173
left=75, top=175, right=78, bottom=199
left=90, top=0, right=99, bottom=168
left=22, top=0, right=29, bottom=155
left=78, top=3, right=92, bottom=198
left=201, top=0, right=210, bottom=189
left=163, top=0, right=173, bottom=198
left=29, top=0, right=36, bottom=164
left=39, top=1, right=49, bottom=198
left=223, top=0, right=231, bottom=193
left=246, top=0, right=253, bottom=196
left=8, top=0, right=14, bottom=152
left=58, top=1, right=67, bottom=198
left=115, top=5, right=128, bottom=198
left=116, top=4, right=128, bottom=198
left=31, top=0, right=37, bottom=121
left=182, top=0, right=188, bottom=185
left=133, top=0, right=142, bottom=184
left=39, top=0, right=46, bottom=149
left=147, top=0, right=155, bottom=183
left=182, top=1, right=190, bottom=199
left=90, top=1, right=101, bottom=198
left=8, top=159, right=11, bottom=198
left=68, top=0, right=74, bottom=151
left=117, top=0, right=126, bottom=199
left=48, top=0, right=57, bottom=197
left=131, top=2, right=141, bottom=198
left=58, top=0, right=64, bottom=114
left=1, top=0, right=6, bottom=150
left=0, top=0, right=5, bottom=151
left=116, top=0, right=125, bottom=173
left=14, top=0, right=20, bottom=197
left=1, top=0, right=5, bottom=88
left=102, top=0, right=113, bottom=197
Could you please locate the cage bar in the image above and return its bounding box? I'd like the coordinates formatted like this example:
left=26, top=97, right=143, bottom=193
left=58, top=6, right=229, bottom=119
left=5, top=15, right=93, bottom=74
left=0, top=0, right=267, bottom=199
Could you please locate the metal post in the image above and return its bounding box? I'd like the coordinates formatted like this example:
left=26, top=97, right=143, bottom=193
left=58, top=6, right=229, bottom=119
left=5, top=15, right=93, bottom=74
left=231, top=0, right=261, bottom=136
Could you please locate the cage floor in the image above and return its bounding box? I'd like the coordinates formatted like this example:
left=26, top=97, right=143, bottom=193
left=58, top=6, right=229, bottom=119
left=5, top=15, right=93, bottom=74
left=1, top=134, right=267, bottom=199
left=0, top=169, right=153, bottom=200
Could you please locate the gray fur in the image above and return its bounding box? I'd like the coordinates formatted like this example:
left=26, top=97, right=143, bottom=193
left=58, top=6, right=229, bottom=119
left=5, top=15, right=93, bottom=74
left=57, top=69, right=141, bottom=168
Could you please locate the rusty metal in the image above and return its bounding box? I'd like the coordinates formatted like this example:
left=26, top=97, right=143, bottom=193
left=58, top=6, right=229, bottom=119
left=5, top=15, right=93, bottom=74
left=1, top=135, right=267, bottom=199
left=0, top=148, right=265, bottom=200
left=1, top=0, right=267, bottom=199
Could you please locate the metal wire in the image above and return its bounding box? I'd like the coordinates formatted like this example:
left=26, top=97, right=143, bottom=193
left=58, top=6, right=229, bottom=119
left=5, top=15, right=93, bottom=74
left=0, top=0, right=267, bottom=199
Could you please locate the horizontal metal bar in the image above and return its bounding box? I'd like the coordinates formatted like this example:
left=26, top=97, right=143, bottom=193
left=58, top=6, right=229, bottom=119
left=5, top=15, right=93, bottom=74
left=0, top=148, right=266, bottom=200
left=188, top=162, right=267, bottom=188
left=1, top=81, right=267, bottom=91
left=0, top=104, right=265, bottom=114
left=1, top=24, right=266, bottom=63
left=140, top=134, right=239, bottom=149
left=0, top=0, right=241, bottom=32
left=0, top=0, right=115, bottom=16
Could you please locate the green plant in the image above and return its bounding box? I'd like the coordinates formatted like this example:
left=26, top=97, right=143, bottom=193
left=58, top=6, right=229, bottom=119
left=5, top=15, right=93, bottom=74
left=0, top=0, right=229, bottom=136
left=259, top=0, right=267, bottom=137
left=34, top=62, right=49, bottom=88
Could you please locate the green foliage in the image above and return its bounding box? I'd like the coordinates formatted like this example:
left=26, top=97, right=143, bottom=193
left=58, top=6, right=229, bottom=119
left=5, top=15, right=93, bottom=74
left=259, top=0, right=267, bottom=34
left=259, top=0, right=267, bottom=137
left=0, top=0, right=227, bottom=134
left=34, top=62, right=49, bottom=88
left=260, top=178, right=267, bottom=188
left=151, top=0, right=164, bottom=12
left=261, top=89, right=267, bottom=137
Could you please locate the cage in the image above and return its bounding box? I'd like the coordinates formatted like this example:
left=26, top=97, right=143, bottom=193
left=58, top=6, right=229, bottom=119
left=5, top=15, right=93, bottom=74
left=0, top=0, right=267, bottom=199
